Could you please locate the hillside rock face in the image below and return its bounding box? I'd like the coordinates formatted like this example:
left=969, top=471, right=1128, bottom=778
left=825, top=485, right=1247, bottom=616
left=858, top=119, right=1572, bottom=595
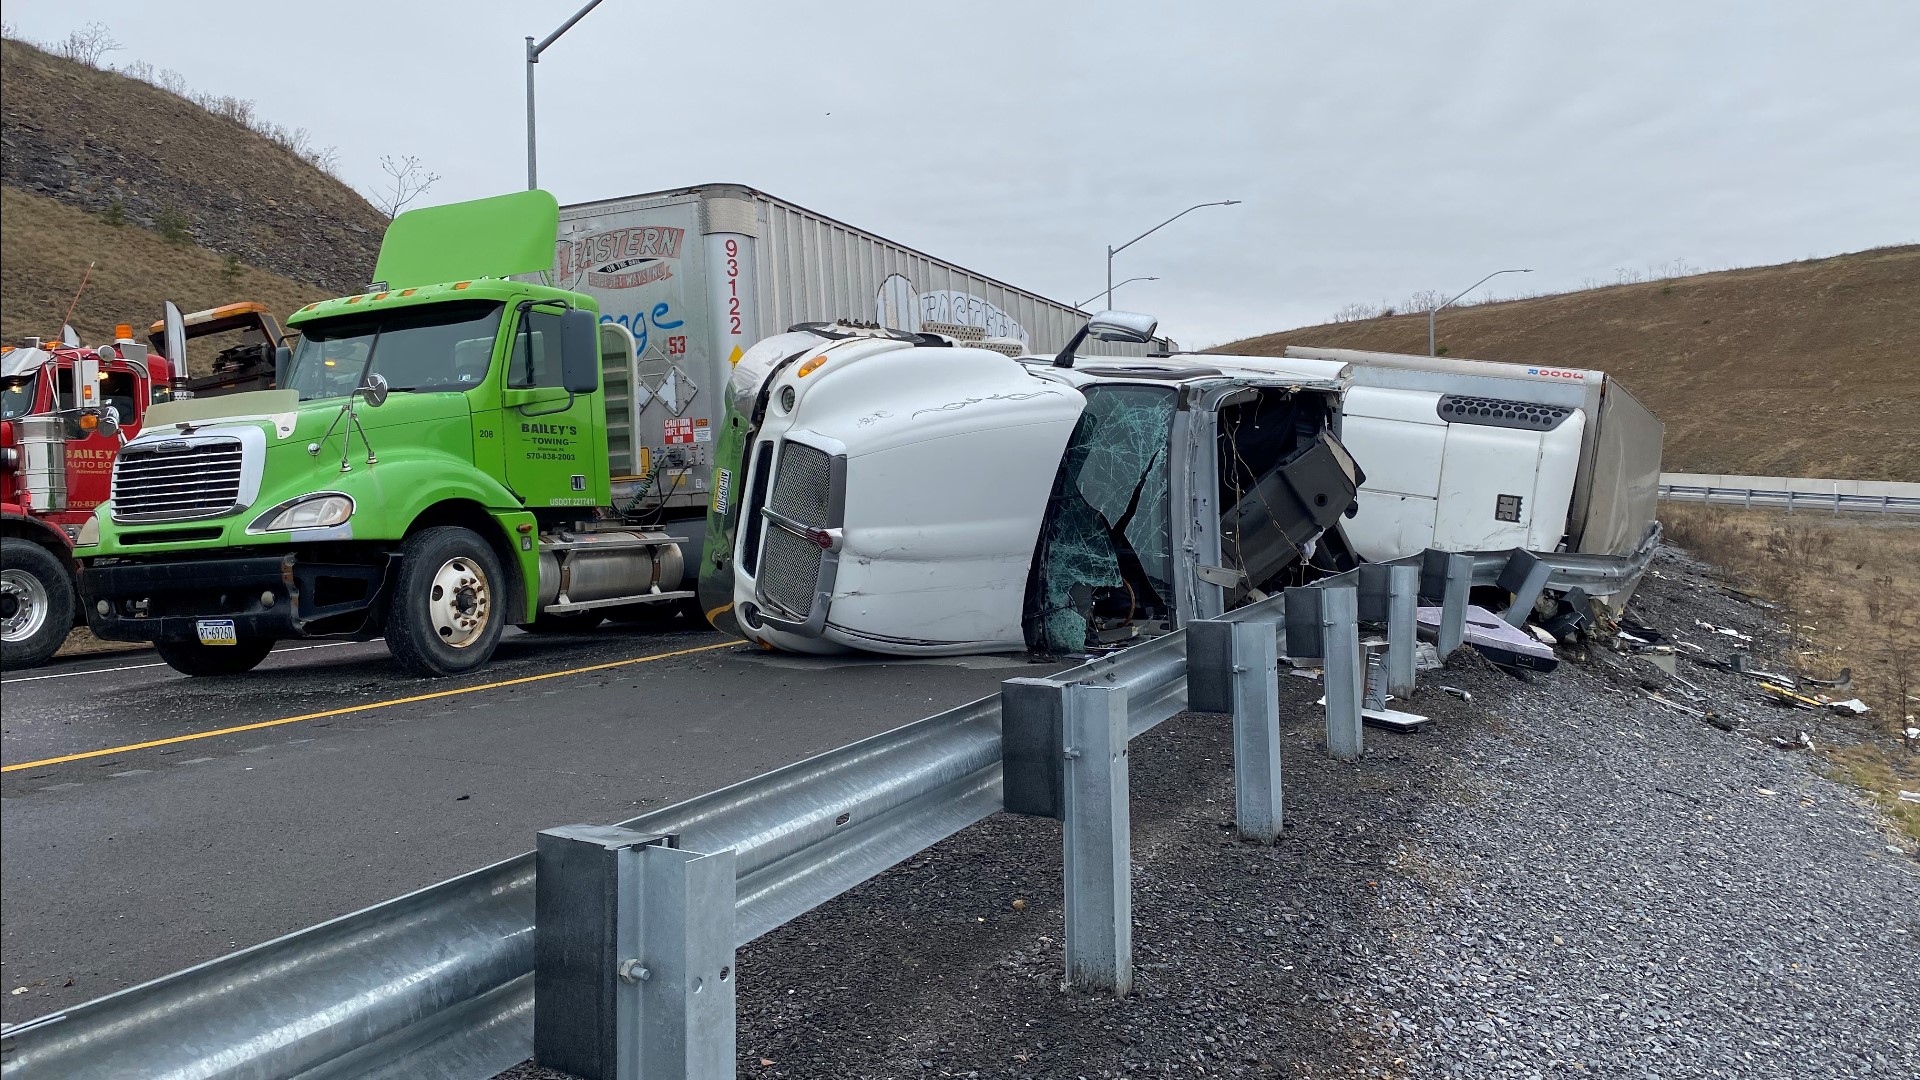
left=0, top=38, right=384, bottom=297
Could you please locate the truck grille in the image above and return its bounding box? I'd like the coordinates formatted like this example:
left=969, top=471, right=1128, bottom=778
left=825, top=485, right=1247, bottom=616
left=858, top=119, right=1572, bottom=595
left=112, top=438, right=247, bottom=523
left=759, top=441, right=833, bottom=619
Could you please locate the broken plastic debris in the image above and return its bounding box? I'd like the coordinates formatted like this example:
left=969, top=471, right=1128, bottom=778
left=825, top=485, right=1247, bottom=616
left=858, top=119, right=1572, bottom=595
left=1826, top=698, right=1870, bottom=715
left=1440, top=686, right=1472, bottom=702
left=1693, top=620, right=1754, bottom=643
left=1898, top=791, right=1920, bottom=805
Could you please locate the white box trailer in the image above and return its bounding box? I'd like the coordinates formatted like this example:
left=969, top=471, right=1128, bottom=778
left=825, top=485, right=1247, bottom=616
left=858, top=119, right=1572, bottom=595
left=1281, top=346, right=1663, bottom=569
left=546, top=184, right=1175, bottom=535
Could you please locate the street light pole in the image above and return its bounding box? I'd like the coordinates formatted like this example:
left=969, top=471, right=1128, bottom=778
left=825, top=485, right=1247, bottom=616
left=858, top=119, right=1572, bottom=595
left=526, top=0, right=611, bottom=190
left=1106, top=200, right=1240, bottom=309
left=1079, top=276, right=1158, bottom=309
left=1429, top=268, right=1531, bottom=356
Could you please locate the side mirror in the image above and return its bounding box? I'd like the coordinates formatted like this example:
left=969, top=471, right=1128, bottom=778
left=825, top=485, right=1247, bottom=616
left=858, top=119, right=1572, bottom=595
left=97, top=406, right=123, bottom=442
left=1085, top=310, right=1160, bottom=344
left=1051, top=309, right=1160, bottom=368
left=274, top=345, right=291, bottom=388
left=360, top=372, right=390, bottom=408
left=560, top=308, right=601, bottom=394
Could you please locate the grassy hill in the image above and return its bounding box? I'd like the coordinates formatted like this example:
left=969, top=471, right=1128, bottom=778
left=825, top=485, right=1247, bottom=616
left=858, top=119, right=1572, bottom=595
left=0, top=186, right=328, bottom=364
left=1225, top=246, right=1920, bottom=482
left=1, top=35, right=384, bottom=363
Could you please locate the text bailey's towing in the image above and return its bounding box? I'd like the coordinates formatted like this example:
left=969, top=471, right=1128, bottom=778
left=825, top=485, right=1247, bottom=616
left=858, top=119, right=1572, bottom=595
left=76, top=191, right=695, bottom=677
left=700, top=315, right=1366, bottom=656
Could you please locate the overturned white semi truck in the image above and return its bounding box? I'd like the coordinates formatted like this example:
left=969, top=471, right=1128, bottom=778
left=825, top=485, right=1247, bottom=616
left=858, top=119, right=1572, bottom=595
left=697, top=315, right=1664, bottom=657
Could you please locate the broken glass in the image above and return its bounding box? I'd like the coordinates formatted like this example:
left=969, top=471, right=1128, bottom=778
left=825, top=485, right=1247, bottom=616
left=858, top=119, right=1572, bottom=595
left=1026, top=385, right=1177, bottom=653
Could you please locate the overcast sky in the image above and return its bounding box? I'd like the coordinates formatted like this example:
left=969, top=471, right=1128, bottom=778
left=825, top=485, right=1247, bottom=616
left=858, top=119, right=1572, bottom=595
left=8, top=1, right=1917, bottom=346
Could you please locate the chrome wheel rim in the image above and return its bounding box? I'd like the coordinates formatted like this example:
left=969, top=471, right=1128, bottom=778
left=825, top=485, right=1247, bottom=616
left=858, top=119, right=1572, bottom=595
left=426, top=557, right=490, bottom=649
left=1, top=568, right=50, bottom=644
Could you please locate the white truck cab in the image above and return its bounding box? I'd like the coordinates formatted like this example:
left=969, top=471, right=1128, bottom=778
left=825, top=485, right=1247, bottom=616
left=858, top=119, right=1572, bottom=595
left=708, top=318, right=1363, bottom=656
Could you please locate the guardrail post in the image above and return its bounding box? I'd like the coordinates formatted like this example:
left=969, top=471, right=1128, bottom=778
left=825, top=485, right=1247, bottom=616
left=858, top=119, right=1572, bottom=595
left=624, top=845, right=737, bottom=1080
left=1185, top=618, right=1234, bottom=714
left=1320, top=586, right=1363, bottom=761
left=534, top=825, right=735, bottom=1080
left=1228, top=619, right=1284, bottom=842
left=1496, top=549, right=1552, bottom=629
left=1061, top=682, right=1132, bottom=995
left=1386, top=564, right=1418, bottom=698
left=1441, top=552, right=1472, bottom=656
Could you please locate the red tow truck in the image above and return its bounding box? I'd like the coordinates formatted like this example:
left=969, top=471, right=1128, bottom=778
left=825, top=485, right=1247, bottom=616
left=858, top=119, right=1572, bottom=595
left=0, top=302, right=285, bottom=668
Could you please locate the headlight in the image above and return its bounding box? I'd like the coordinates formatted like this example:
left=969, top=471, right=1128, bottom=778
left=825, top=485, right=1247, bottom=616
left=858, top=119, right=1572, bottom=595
left=249, top=493, right=354, bottom=532
left=76, top=513, right=101, bottom=547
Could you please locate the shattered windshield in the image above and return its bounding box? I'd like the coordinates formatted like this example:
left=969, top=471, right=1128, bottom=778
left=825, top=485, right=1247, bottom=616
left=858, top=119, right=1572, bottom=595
left=1026, top=384, right=1177, bottom=653
left=284, top=301, right=503, bottom=401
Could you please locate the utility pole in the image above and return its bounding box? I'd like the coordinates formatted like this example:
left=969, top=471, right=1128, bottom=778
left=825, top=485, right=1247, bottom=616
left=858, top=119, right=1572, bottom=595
left=1079, top=276, right=1158, bottom=309
left=1106, top=201, right=1239, bottom=309
left=526, top=0, right=611, bottom=190
left=1429, top=268, right=1530, bottom=356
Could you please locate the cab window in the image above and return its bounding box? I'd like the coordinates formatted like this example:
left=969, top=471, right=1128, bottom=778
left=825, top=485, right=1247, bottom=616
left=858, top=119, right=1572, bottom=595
left=508, top=310, right=565, bottom=389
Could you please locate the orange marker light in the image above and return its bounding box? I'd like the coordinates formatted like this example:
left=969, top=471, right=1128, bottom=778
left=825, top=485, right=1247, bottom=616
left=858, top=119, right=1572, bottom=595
left=372, top=292, right=389, bottom=302
left=114, top=324, right=133, bottom=341
left=452, top=281, right=472, bottom=291
left=796, top=355, right=828, bottom=377
left=400, top=289, right=417, bottom=296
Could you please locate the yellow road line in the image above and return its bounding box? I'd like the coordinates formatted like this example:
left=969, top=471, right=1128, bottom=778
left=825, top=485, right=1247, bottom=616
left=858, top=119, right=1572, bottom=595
left=1, top=641, right=738, bottom=774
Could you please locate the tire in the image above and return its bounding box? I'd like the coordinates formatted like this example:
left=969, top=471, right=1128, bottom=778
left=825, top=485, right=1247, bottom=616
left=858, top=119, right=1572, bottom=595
left=1, top=538, right=75, bottom=670
left=154, top=637, right=275, bottom=676
left=521, top=610, right=604, bottom=635
left=385, top=526, right=506, bottom=677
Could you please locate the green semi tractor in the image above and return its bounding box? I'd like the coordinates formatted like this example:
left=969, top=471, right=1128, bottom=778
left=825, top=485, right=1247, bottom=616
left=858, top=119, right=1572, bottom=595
left=76, top=191, right=692, bottom=677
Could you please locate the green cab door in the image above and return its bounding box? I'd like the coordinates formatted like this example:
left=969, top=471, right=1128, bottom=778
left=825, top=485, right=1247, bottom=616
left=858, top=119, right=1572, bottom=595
left=501, top=306, right=601, bottom=510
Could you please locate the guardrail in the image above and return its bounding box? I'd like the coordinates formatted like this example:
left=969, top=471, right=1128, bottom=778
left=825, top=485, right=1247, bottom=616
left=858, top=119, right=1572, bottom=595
left=0, top=536, right=1657, bottom=1080
left=1659, top=472, right=1920, bottom=515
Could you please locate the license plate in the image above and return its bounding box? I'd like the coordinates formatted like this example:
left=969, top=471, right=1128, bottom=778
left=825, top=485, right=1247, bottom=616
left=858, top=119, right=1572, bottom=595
left=196, top=619, right=238, bottom=646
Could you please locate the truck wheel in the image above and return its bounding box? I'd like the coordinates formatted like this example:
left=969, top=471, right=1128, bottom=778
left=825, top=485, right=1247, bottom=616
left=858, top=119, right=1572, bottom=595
left=1, top=538, right=74, bottom=670
left=385, top=526, right=505, bottom=677
left=154, top=637, right=275, bottom=676
left=522, top=610, right=604, bottom=634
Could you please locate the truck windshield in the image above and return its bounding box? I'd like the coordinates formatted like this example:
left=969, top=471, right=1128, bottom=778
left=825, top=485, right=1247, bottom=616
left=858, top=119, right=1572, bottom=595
left=1, top=372, right=41, bottom=420
left=285, top=301, right=504, bottom=401
left=1026, top=384, right=1178, bottom=653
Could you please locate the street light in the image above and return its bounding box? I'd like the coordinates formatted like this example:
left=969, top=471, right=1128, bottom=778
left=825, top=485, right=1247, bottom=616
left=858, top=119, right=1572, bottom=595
left=1079, top=276, right=1158, bottom=309
left=1429, top=268, right=1531, bottom=356
left=526, top=0, right=612, bottom=190
left=1106, top=201, right=1240, bottom=309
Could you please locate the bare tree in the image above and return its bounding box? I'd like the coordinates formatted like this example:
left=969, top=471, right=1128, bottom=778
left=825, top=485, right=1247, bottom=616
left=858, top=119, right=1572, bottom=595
left=52, top=22, right=121, bottom=66
left=370, top=155, right=442, bottom=218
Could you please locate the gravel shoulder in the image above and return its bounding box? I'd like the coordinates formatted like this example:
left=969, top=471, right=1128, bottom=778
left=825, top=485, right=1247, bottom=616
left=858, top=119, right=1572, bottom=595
left=506, top=545, right=1920, bottom=1079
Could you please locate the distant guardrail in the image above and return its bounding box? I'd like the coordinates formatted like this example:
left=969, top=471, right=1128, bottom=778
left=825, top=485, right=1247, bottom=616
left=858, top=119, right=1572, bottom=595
left=1659, top=472, right=1920, bottom=516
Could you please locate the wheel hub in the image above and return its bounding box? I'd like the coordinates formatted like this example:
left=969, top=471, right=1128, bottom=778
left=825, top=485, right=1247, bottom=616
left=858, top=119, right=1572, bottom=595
left=427, top=557, right=490, bottom=649
left=1, top=568, right=49, bottom=644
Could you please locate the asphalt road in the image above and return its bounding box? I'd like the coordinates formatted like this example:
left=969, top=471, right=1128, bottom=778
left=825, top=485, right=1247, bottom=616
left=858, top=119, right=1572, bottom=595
left=0, top=624, right=1058, bottom=1024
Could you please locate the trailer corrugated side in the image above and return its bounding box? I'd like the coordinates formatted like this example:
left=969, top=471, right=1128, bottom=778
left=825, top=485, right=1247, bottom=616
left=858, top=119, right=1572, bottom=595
left=549, top=183, right=1171, bottom=517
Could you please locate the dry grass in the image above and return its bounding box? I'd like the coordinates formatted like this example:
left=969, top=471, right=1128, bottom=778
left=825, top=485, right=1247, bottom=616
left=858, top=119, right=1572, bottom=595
left=1661, top=503, right=1920, bottom=839
left=1226, top=246, right=1920, bottom=481
left=0, top=187, right=326, bottom=372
